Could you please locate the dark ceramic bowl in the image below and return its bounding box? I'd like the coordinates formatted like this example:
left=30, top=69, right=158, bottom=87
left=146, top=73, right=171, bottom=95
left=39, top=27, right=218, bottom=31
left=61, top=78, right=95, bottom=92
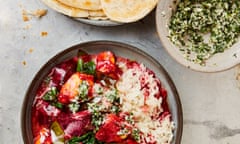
left=21, top=41, right=183, bottom=144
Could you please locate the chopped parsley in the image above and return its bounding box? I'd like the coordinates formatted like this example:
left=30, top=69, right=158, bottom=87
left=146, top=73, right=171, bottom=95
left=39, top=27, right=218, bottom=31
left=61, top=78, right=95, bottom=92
left=125, top=113, right=134, bottom=125
left=131, top=128, right=140, bottom=142
left=87, top=103, right=104, bottom=131
left=110, top=105, right=120, bottom=114
left=95, top=85, right=103, bottom=95
left=105, top=88, right=119, bottom=103
left=52, top=102, right=63, bottom=109
left=86, top=84, right=122, bottom=132
left=68, top=102, right=80, bottom=113
left=117, top=127, right=129, bottom=137
left=42, top=87, right=63, bottom=109
left=78, top=80, right=89, bottom=101
left=42, top=87, right=58, bottom=101
left=169, top=0, right=240, bottom=65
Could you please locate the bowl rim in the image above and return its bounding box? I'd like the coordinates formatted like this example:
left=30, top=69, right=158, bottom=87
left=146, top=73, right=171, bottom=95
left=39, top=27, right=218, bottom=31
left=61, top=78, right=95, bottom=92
left=21, top=40, right=183, bottom=144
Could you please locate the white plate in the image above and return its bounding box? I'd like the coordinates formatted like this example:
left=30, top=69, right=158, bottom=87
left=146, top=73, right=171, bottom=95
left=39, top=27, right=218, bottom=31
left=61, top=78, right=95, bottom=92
left=74, top=17, right=122, bottom=26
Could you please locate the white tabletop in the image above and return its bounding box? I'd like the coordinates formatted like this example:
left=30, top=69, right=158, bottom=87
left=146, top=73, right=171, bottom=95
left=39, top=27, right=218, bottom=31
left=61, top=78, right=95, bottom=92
left=0, top=0, right=240, bottom=143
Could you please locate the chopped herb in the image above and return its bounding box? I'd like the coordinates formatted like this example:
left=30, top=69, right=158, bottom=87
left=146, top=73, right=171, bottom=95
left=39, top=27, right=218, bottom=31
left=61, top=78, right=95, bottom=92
left=42, top=87, right=58, bottom=101
left=105, top=89, right=118, bottom=103
left=88, top=135, right=96, bottom=144
left=76, top=59, right=96, bottom=75
left=67, top=132, right=104, bottom=144
left=78, top=81, right=89, bottom=101
left=131, top=128, right=140, bottom=142
left=87, top=103, right=104, bottom=130
left=42, top=87, right=64, bottom=109
left=110, top=105, right=119, bottom=114
left=117, top=127, right=129, bottom=137
left=84, top=61, right=96, bottom=75
left=52, top=102, right=63, bottom=109
left=68, top=102, right=80, bottom=113
left=169, top=0, right=240, bottom=64
left=125, top=113, right=134, bottom=125
left=95, top=85, right=103, bottom=95
left=76, top=59, right=84, bottom=72
left=67, top=132, right=92, bottom=144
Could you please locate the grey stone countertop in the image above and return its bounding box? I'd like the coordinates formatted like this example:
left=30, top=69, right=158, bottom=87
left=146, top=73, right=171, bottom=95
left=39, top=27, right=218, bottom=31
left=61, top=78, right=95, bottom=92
left=0, top=0, right=240, bottom=144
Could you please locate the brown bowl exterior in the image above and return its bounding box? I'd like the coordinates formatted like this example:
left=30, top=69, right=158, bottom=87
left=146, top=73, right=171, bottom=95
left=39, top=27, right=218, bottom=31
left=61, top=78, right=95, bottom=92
left=21, top=41, right=183, bottom=144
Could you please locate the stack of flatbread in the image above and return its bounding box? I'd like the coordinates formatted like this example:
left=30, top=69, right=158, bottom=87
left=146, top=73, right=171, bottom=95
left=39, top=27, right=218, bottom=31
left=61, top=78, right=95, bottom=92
left=41, top=0, right=158, bottom=23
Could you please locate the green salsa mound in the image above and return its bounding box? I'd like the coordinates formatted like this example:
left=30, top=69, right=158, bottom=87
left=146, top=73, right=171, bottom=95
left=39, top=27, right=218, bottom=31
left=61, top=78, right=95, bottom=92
left=169, top=0, right=240, bottom=65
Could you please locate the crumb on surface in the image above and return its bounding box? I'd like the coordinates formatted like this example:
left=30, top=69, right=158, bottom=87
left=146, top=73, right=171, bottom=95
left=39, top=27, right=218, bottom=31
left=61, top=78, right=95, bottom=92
left=22, top=10, right=30, bottom=22
left=22, top=14, right=30, bottom=22
left=33, top=9, right=48, bottom=18
left=41, top=31, right=48, bottom=37
left=24, top=24, right=32, bottom=30
left=29, top=48, right=34, bottom=53
left=22, top=61, right=27, bottom=66
left=22, top=9, right=47, bottom=22
left=19, top=3, right=23, bottom=8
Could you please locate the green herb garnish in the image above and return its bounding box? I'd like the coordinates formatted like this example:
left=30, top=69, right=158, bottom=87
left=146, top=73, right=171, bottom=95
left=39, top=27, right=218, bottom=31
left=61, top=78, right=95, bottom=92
left=42, top=87, right=64, bottom=109
left=132, top=128, right=140, bottom=142
left=87, top=103, right=104, bottom=130
left=77, top=59, right=96, bottom=75
left=169, top=0, right=240, bottom=64
left=42, top=87, right=58, bottom=101
left=78, top=81, right=89, bottom=101
left=52, top=101, right=63, bottom=109
left=110, top=105, right=119, bottom=114
left=68, top=102, right=80, bottom=113
left=67, top=132, right=104, bottom=144
left=76, top=59, right=84, bottom=72
left=105, top=89, right=118, bottom=103
left=67, top=132, right=92, bottom=144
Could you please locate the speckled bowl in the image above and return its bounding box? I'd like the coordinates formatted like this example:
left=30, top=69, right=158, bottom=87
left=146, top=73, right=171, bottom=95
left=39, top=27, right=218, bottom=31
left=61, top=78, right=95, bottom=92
left=21, top=41, right=183, bottom=144
left=156, top=0, right=240, bottom=72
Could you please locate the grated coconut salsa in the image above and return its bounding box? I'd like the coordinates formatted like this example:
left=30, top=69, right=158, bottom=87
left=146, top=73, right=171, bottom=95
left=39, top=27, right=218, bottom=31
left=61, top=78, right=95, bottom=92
left=168, top=0, right=240, bottom=65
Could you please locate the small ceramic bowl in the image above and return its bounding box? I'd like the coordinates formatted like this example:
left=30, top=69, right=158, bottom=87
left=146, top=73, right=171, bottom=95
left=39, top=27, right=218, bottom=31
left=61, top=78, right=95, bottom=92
left=156, top=0, right=240, bottom=72
left=21, top=41, right=183, bottom=144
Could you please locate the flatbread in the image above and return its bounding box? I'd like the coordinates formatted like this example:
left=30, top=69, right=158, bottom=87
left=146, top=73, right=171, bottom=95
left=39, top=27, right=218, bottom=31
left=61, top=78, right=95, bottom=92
left=41, top=0, right=105, bottom=18
left=100, top=0, right=158, bottom=23
left=57, top=0, right=101, bottom=10
left=88, top=16, right=108, bottom=20
left=88, top=9, right=106, bottom=17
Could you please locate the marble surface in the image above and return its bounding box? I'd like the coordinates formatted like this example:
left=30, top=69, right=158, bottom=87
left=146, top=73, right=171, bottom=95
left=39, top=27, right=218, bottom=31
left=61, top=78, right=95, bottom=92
left=0, top=0, right=240, bottom=143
